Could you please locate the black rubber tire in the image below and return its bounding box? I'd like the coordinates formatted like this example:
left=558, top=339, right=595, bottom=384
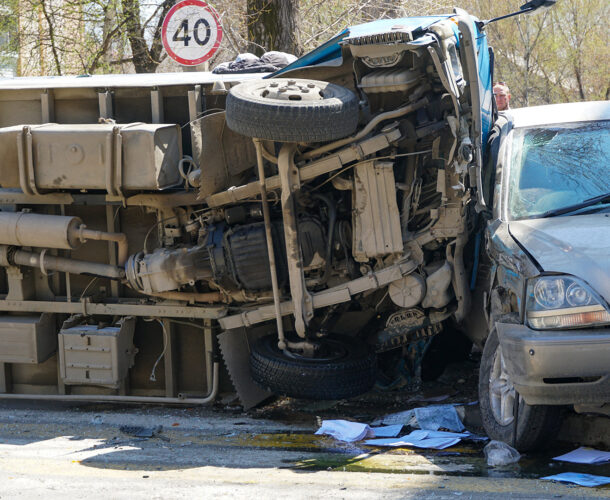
left=225, top=78, right=359, bottom=142
left=250, top=334, right=376, bottom=400
left=479, top=328, right=562, bottom=451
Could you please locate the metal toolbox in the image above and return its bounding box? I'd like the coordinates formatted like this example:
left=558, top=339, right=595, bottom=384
left=58, top=317, right=136, bottom=388
left=0, top=314, right=57, bottom=364
left=0, top=123, right=182, bottom=193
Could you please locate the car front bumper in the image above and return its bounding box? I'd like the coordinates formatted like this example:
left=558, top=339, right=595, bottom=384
left=496, top=323, right=610, bottom=406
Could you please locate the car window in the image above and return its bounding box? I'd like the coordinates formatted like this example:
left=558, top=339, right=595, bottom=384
left=507, top=120, right=609, bottom=220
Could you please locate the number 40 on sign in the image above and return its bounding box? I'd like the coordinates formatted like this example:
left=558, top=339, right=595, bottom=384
left=162, top=0, right=223, bottom=66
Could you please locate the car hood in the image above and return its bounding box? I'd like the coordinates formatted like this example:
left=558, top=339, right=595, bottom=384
left=509, top=214, right=610, bottom=303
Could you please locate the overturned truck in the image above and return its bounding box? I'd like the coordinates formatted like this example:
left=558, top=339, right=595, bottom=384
left=0, top=11, right=493, bottom=406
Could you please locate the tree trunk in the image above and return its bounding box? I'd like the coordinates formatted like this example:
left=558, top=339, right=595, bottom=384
left=247, top=0, right=301, bottom=57
left=102, top=4, right=117, bottom=67
left=122, top=0, right=172, bottom=73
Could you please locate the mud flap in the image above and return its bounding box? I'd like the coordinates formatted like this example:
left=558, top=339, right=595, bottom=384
left=218, top=327, right=272, bottom=409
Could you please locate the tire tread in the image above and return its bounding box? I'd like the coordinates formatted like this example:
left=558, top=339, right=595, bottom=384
left=250, top=335, right=376, bottom=400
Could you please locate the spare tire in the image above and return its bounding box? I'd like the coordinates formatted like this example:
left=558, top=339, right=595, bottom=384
left=250, top=334, right=376, bottom=400
left=226, top=78, right=359, bottom=143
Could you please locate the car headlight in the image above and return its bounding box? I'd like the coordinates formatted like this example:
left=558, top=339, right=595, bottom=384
left=526, top=276, right=610, bottom=329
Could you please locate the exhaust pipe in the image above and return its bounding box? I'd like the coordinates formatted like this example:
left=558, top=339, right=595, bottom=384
left=0, top=212, right=128, bottom=265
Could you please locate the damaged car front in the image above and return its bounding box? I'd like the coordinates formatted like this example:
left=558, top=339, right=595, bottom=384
left=477, top=101, right=610, bottom=450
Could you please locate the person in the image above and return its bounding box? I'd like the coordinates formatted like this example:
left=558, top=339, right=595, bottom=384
left=493, top=82, right=511, bottom=111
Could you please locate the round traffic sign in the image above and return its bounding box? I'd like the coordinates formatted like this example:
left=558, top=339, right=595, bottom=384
left=162, top=0, right=223, bottom=66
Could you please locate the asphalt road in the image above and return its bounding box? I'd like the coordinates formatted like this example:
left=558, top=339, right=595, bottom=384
left=0, top=399, right=608, bottom=499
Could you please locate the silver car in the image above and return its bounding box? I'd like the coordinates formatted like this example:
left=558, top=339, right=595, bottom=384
left=473, top=100, right=610, bottom=450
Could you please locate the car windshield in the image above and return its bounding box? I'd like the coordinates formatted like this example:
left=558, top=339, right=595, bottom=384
left=507, top=120, right=610, bottom=220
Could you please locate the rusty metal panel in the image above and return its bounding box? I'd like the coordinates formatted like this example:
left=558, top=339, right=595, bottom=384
left=0, top=123, right=182, bottom=192
left=352, top=160, right=403, bottom=262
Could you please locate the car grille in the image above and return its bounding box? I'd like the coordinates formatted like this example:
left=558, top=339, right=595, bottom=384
left=346, top=30, right=413, bottom=46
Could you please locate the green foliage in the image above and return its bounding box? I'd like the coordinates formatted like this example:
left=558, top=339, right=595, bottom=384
left=0, top=0, right=19, bottom=75
left=4, top=0, right=608, bottom=105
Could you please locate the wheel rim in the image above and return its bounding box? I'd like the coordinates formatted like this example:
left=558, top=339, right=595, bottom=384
left=260, top=80, right=326, bottom=102
left=280, top=338, right=349, bottom=363
left=489, top=345, right=516, bottom=426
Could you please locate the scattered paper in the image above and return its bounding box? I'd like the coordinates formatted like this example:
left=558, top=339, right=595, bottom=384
left=371, top=409, right=416, bottom=427
left=315, top=420, right=372, bottom=442
left=553, top=447, right=610, bottom=465
left=541, top=472, right=610, bottom=488
left=364, top=429, right=465, bottom=450
left=370, top=424, right=403, bottom=438
left=414, top=405, right=465, bottom=432
left=371, top=404, right=465, bottom=432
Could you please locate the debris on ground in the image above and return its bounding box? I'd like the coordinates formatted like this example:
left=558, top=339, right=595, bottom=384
left=364, top=430, right=467, bottom=450
left=315, top=420, right=372, bottom=442
left=315, top=405, right=486, bottom=448
left=413, top=405, right=465, bottom=432
left=408, top=390, right=453, bottom=403
left=483, top=440, right=521, bottom=467
left=371, top=424, right=403, bottom=437
left=314, top=420, right=406, bottom=442
left=119, top=425, right=163, bottom=439
left=371, top=403, right=466, bottom=432
left=552, top=446, right=610, bottom=464
left=371, top=409, right=417, bottom=427
left=541, top=472, right=610, bottom=488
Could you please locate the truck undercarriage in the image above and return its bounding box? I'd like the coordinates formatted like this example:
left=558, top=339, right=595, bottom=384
left=0, top=14, right=491, bottom=405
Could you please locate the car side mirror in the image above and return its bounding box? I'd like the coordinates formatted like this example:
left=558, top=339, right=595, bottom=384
left=520, top=0, right=557, bottom=11
left=481, top=0, right=557, bottom=27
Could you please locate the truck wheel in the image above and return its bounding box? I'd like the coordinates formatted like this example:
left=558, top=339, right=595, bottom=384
left=479, top=328, right=561, bottom=451
left=226, top=78, right=359, bottom=143
left=250, top=334, right=376, bottom=400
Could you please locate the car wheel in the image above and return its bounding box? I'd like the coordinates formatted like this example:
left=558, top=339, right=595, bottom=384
left=479, top=328, right=561, bottom=451
left=250, top=334, right=376, bottom=400
left=225, top=78, right=359, bottom=143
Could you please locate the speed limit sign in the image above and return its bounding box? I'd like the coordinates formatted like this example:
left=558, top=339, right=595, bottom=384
left=162, top=0, right=223, bottom=66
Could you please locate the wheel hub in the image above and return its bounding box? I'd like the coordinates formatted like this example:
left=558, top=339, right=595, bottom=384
left=489, top=345, right=517, bottom=426
left=282, top=337, right=348, bottom=362
left=261, top=80, right=325, bottom=102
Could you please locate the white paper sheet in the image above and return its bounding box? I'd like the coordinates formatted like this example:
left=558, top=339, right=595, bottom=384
left=553, top=447, right=610, bottom=465
left=315, top=420, right=372, bottom=442
left=363, top=429, right=464, bottom=450
left=541, top=472, right=610, bottom=487
left=370, top=424, right=403, bottom=437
